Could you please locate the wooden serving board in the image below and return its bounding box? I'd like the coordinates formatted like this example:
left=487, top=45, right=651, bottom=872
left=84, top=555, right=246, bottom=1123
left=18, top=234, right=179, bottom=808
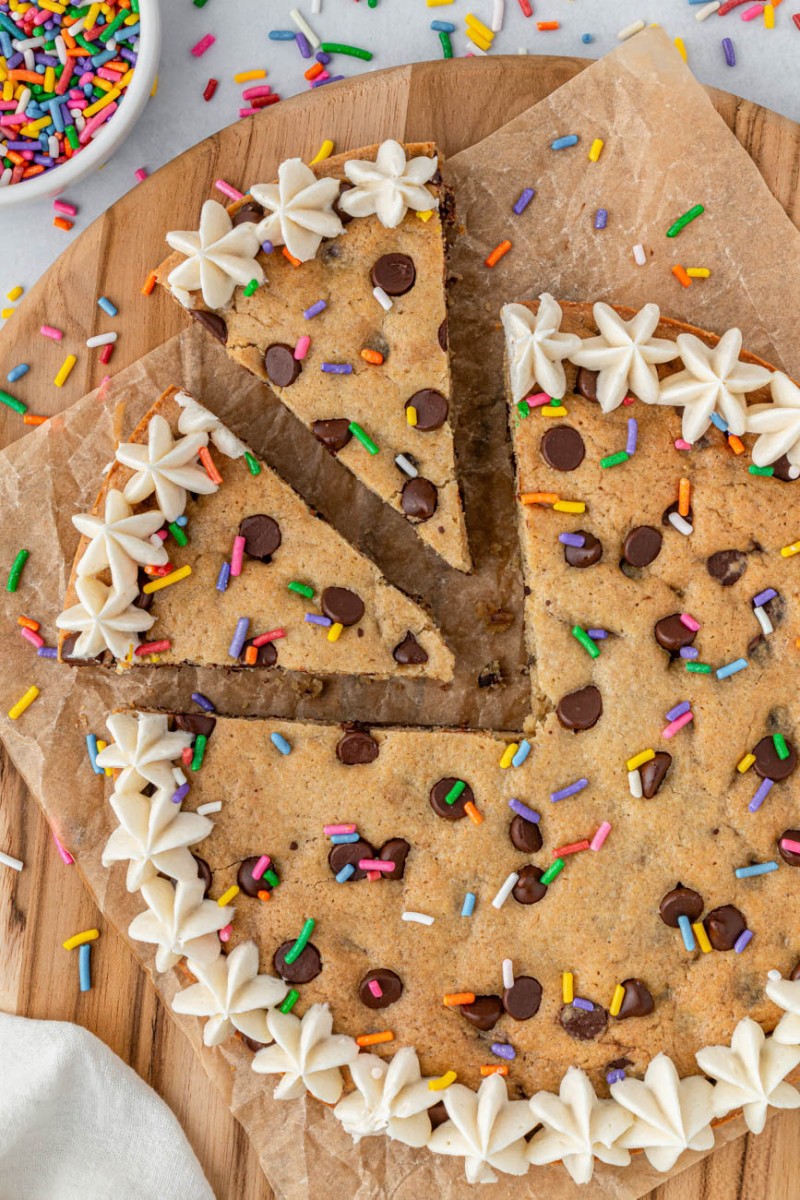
left=2, top=56, right=800, bottom=1200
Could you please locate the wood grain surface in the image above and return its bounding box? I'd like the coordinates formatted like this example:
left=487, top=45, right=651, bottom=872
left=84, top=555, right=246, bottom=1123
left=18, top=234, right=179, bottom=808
left=2, top=55, right=800, bottom=1200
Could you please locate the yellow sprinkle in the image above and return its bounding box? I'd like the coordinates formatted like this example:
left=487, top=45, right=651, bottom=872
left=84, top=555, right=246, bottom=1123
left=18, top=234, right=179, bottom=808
left=43, top=66, right=55, bottom=93
left=62, top=928, right=99, bottom=951
left=38, top=0, right=66, bottom=12
left=85, top=3, right=101, bottom=29
left=693, top=922, right=712, bottom=953
left=552, top=500, right=585, bottom=514
left=626, top=748, right=655, bottom=772
left=588, top=138, right=604, bottom=162
left=764, top=2, right=775, bottom=27
left=541, top=405, right=567, bottom=417
left=416, top=209, right=434, bottom=222
left=96, top=739, right=112, bottom=777
left=8, top=685, right=39, bottom=720
left=737, top=753, right=756, bottom=773
left=1, top=307, right=14, bottom=320
left=82, top=87, right=120, bottom=119
left=428, top=1070, right=457, bottom=1090
left=53, top=354, right=77, bottom=388
left=465, top=11, right=493, bottom=39
left=609, top=983, right=626, bottom=1017
left=20, top=117, right=52, bottom=136
left=499, top=743, right=518, bottom=769
left=674, top=36, right=687, bottom=62
left=217, top=885, right=239, bottom=907
left=780, top=541, right=800, bottom=558
left=234, top=69, right=266, bottom=83
left=562, top=971, right=574, bottom=1004
left=150, top=73, right=159, bottom=98
left=686, top=268, right=710, bottom=278
left=406, top=405, right=418, bottom=427
left=466, top=27, right=492, bottom=51
left=309, top=138, right=334, bottom=165
left=142, top=565, right=192, bottom=594
left=6, top=286, right=22, bottom=302
left=327, top=621, right=343, bottom=643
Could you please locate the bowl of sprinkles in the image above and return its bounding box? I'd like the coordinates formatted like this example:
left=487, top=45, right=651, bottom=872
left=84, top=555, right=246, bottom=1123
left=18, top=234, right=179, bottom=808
left=0, top=0, right=160, bottom=206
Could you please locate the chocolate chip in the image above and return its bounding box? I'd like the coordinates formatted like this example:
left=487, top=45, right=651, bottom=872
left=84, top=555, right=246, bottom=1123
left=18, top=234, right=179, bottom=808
left=617, top=979, right=654, bottom=1019
left=312, top=418, right=352, bottom=453
left=438, top=319, right=449, bottom=351
left=654, top=614, right=697, bottom=654
left=333, top=180, right=354, bottom=225
left=556, top=685, right=602, bottom=731
left=429, top=777, right=473, bottom=821
left=502, top=975, right=542, bottom=1020
left=358, top=968, right=403, bottom=1009
left=371, top=252, right=415, bottom=296
left=231, top=202, right=262, bottom=225
left=393, top=631, right=429, bottom=665
left=778, top=829, right=800, bottom=866
left=559, top=1002, right=608, bottom=1041
left=60, top=632, right=105, bottom=663
left=707, top=549, right=748, bottom=587
left=460, top=995, right=503, bottom=1031
left=193, top=854, right=213, bottom=898
left=378, top=838, right=410, bottom=880
left=242, top=1035, right=267, bottom=1052
left=607, top=1057, right=633, bottom=1072
left=564, top=530, right=602, bottom=568
left=237, top=856, right=275, bottom=897
left=662, top=500, right=694, bottom=527
left=321, top=586, right=364, bottom=627
left=401, top=477, right=438, bottom=521
left=659, top=884, right=704, bottom=927
left=265, top=343, right=302, bottom=387
left=239, top=514, right=281, bottom=561
left=623, top=526, right=662, bottom=568
left=239, top=639, right=277, bottom=667
left=429, top=1101, right=448, bottom=1129
left=328, top=838, right=375, bottom=881
left=640, top=752, right=672, bottom=799
left=273, top=940, right=322, bottom=984
left=704, top=905, right=747, bottom=951
left=406, top=389, right=448, bottom=431
left=792, top=962, right=800, bottom=982
left=574, top=368, right=598, bottom=402
left=540, top=425, right=585, bottom=472
left=773, top=454, right=800, bottom=482
left=754, top=735, right=797, bottom=781
left=133, top=567, right=155, bottom=613
left=510, top=815, right=542, bottom=854
left=336, top=730, right=379, bottom=765
left=512, top=864, right=547, bottom=905
left=190, top=309, right=228, bottom=344
left=173, top=713, right=216, bottom=738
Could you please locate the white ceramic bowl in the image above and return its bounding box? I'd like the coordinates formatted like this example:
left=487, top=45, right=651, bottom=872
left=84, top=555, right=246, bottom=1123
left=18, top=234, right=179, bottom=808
left=0, top=0, right=161, bottom=209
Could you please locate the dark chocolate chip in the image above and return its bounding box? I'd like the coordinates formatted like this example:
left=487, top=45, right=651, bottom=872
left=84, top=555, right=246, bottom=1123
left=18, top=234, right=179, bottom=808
left=659, top=884, right=704, bottom=927
left=623, top=526, right=662, bottom=568
left=564, top=530, right=602, bottom=568
left=401, top=477, right=438, bottom=521
left=406, top=389, right=449, bottom=431
left=502, top=975, right=542, bottom=1020
left=640, top=752, right=672, bottom=799
left=333, top=180, right=354, bottom=225
left=173, top=713, right=216, bottom=738
left=193, top=855, right=213, bottom=898
left=321, top=586, right=364, bottom=627
left=336, top=730, right=379, bottom=765
left=773, top=454, right=800, bottom=482
left=778, top=829, right=800, bottom=866
left=393, top=631, right=428, bottom=665
left=371, top=252, right=416, bottom=296
left=429, top=1101, right=449, bottom=1129
left=575, top=368, right=598, bottom=402
left=190, top=309, right=228, bottom=344
left=607, top=1057, right=633, bottom=1072
left=512, top=864, right=547, bottom=905
left=231, top=202, right=263, bottom=225
left=556, top=685, right=602, bottom=731
left=237, top=855, right=275, bottom=897
left=133, top=567, right=155, bottom=613
left=242, top=1035, right=267, bottom=1052
left=265, top=343, right=302, bottom=388
left=239, top=639, right=277, bottom=667
left=654, top=614, right=697, bottom=654
left=273, top=940, right=322, bottom=984
left=438, top=319, right=449, bottom=352
left=378, top=838, right=410, bottom=880
left=239, top=514, right=281, bottom=561
left=328, top=838, right=375, bottom=881
left=559, top=1002, right=608, bottom=1041
left=754, top=735, right=796, bottom=781
left=540, top=425, right=585, bottom=472
left=704, top=905, right=747, bottom=951
left=460, top=995, right=503, bottom=1031
left=706, top=549, right=748, bottom=587
left=358, top=968, right=403, bottom=1009
left=509, top=815, right=542, bottom=854
left=429, top=777, right=473, bottom=821
left=312, top=418, right=352, bottom=454
left=617, top=979, right=654, bottom=1019
left=60, top=632, right=104, bottom=663
left=662, top=500, right=694, bottom=527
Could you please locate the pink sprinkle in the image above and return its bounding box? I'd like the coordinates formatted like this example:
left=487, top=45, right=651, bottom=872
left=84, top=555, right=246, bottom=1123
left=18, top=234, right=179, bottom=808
left=368, top=979, right=384, bottom=998
left=781, top=838, right=800, bottom=855
left=230, top=534, right=246, bottom=577
left=662, top=710, right=694, bottom=739
left=358, top=859, right=395, bottom=872
left=252, top=628, right=286, bottom=646
left=215, top=178, right=244, bottom=201
left=590, top=821, right=611, bottom=852
left=741, top=2, right=765, bottom=17
left=680, top=613, right=701, bottom=632
left=53, top=199, right=78, bottom=217
left=219, top=923, right=232, bottom=942
left=41, top=324, right=62, bottom=340
left=154, top=529, right=168, bottom=541
left=20, top=627, right=44, bottom=649
left=79, top=103, right=117, bottom=145
left=239, top=108, right=260, bottom=119
left=0, top=114, right=28, bottom=127
left=134, top=639, right=171, bottom=656
left=52, top=831, right=74, bottom=865
left=294, top=335, right=311, bottom=361
left=622, top=395, right=636, bottom=406
left=366, top=870, right=382, bottom=881
left=191, top=33, right=216, bottom=57
left=324, top=824, right=357, bottom=836
left=313, top=70, right=331, bottom=83
left=181, top=747, right=193, bottom=766
left=134, top=167, right=148, bottom=183
left=675, top=438, right=693, bottom=451
left=252, top=854, right=271, bottom=879
left=242, top=85, right=272, bottom=100
left=526, top=392, right=552, bottom=407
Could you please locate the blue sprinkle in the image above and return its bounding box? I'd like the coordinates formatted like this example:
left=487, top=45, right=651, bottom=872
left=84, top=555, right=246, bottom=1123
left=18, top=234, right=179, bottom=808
left=431, top=20, right=456, bottom=31
left=735, top=861, right=778, bottom=879
left=6, top=364, right=28, bottom=384
left=461, top=891, right=476, bottom=917
left=321, top=362, right=352, bottom=374
left=626, top=417, right=638, bottom=456
left=97, top=296, right=118, bottom=317
left=709, top=411, right=728, bottom=432
left=330, top=832, right=360, bottom=844
left=86, top=733, right=102, bottom=775
left=216, top=562, right=231, bottom=592
left=607, top=1068, right=626, bottom=1084
left=734, top=929, right=754, bottom=953
left=191, top=692, right=216, bottom=713
left=336, top=863, right=356, bottom=883
left=261, top=240, right=274, bottom=254
left=551, top=135, right=579, bottom=151
left=78, top=942, right=92, bottom=992
left=572, top=998, right=594, bottom=1012
left=594, top=208, right=608, bottom=230
left=305, top=613, right=332, bottom=627
left=304, top=299, right=327, bottom=319
left=587, top=629, right=608, bottom=640
left=512, top=740, right=531, bottom=768
left=749, top=777, right=774, bottom=813
left=269, top=29, right=296, bottom=40
left=678, top=914, right=696, bottom=951
left=716, top=658, right=748, bottom=680
left=680, top=646, right=699, bottom=659
left=175, top=514, right=188, bottom=527
left=581, top=33, right=594, bottom=44
left=37, top=647, right=57, bottom=658
left=270, top=731, right=292, bottom=756
left=228, top=616, right=250, bottom=658
left=490, top=1042, right=516, bottom=1060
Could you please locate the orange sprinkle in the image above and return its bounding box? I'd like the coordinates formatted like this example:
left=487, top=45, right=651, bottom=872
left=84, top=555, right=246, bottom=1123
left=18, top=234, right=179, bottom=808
left=23, top=414, right=47, bottom=426
left=537, top=20, right=560, bottom=29
left=282, top=246, right=302, bottom=268
left=485, top=239, right=512, bottom=268
left=23, top=165, right=45, bottom=179
left=257, top=889, right=271, bottom=901
left=678, top=477, right=691, bottom=517
left=356, top=1031, right=394, bottom=1047
left=672, top=264, right=692, bottom=289
left=360, top=348, right=384, bottom=365
left=443, top=992, right=476, bottom=1006
left=727, top=434, right=745, bottom=455
left=17, top=617, right=40, bottom=631
left=53, top=217, right=74, bottom=231
left=464, top=801, right=483, bottom=826
left=8, top=70, right=42, bottom=83
left=304, top=61, right=324, bottom=80
left=796, top=637, right=800, bottom=650
left=141, top=270, right=158, bottom=296
left=481, top=1065, right=509, bottom=1076
left=520, top=491, right=559, bottom=506
left=199, top=445, right=223, bottom=484
left=245, top=645, right=258, bottom=666
left=554, top=839, right=591, bottom=856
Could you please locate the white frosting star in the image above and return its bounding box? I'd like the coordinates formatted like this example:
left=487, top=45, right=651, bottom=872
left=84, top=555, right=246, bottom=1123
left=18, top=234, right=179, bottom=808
left=501, top=295, right=582, bottom=402
left=250, top=158, right=343, bottom=263
left=73, top=488, right=167, bottom=591
left=338, top=139, right=439, bottom=228
left=333, top=1047, right=439, bottom=1148
left=767, top=972, right=800, bottom=1046
left=695, top=1016, right=800, bottom=1134
left=173, top=941, right=288, bottom=1048
left=101, top=786, right=212, bottom=893
left=56, top=578, right=155, bottom=660
left=166, top=199, right=265, bottom=310
left=128, top=877, right=233, bottom=973
left=175, top=391, right=247, bottom=460
left=570, top=302, right=679, bottom=412
left=427, top=1072, right=535, bottom=1185
left=657, top=328, right=772, bottom=441
left=115, top=413, right=218, bottom=524
left=611, top=1054, right=715, bottom=1172
left=746, top=372, right=800, bottom=471
left=527, top=1066, right=632, bottom=1185
left=95, top=711, right=192, bottom=792
left=252, top=1003, right=359, bottom=1104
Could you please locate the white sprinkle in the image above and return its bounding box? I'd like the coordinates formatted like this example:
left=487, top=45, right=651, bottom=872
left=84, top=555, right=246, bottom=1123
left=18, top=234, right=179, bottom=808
left=289, top=8, right=320, bottom=48
left=617, top=19, right=645, bottom=40
left=15, top=87, right=31, bottom=116
left=86, top=332, right=118, bottom=348
left=402, top=911, right=435, bottom=925
left=668, top=511, right=694, bottom=536
left=768, top=968, right=782, bottom=981
left=311, top=0, right=322, bottom=12
left=790, top=465, right=800, bottom=480
left=491, top=0, right=505, bottom=32
left=632, top=244, right=646, bottom=266
left=754, top=606, right=774, bottom=636
left=502, top=958, right=514, bottom=989
left=0, top=849, right=24, bottom=872
left=196, top=800, right=223, bottom=816
left=172, top=767, right=187, bottom=786
left=628, top=769, right=643, bottom=799
left=695, top=0, right=720, bottom=19
left=22, top=47, right=34, bottom=71
left=55, top=34, right=67, bottom=65
left=0, top=168, right=11, bottom=188
left=395, top=454, right=418, bottom=478
left=372, top=286, right=393, bottom=312
left=517, top=47, right=528, bottom=55
left=468, top=42, right=488, bottom=56
left=492, top=872, right=520, bottom=910
left=13, top=36, right=45, bottom=50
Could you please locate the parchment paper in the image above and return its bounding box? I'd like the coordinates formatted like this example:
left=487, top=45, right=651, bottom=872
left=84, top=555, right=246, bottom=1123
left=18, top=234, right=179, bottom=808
left=1, top=26, right=798, bottom=1200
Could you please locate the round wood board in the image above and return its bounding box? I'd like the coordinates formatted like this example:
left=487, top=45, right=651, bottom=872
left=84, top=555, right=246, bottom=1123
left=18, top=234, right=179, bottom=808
left=3, top=57, right=800, bottom=1200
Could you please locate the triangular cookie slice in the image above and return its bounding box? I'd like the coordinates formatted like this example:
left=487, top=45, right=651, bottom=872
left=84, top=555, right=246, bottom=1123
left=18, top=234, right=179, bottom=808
left=154, top=141, right=471, bottom=573
left=57, top=387, right=453, bottom=679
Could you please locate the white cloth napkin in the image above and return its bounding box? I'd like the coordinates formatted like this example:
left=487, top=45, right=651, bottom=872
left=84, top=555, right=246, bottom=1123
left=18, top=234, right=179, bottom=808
left=0, top=1012, right=215, bottom=1200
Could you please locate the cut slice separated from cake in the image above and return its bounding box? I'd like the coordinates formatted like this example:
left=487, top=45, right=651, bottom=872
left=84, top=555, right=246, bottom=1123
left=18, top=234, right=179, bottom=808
left=154, top=140, right=471, bottom=573
left=56, top=386, right=453, bottom=679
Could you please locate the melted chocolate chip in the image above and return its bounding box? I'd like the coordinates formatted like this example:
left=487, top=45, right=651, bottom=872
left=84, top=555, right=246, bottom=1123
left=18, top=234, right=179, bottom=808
left=778, top=829, right=800, bottom=866
left=190, top=309, right=228, bottom=344
left=336, top=729, right=379, bottom=765
left=328, top=838, right=375, bottom=881
left=60, top=632, right=104, bottom=662
left=429, top=1101, right=448, bottom=1129
left=512, top=864, right=547, bottom=905
left=133, top=568, right=155, bottom=613
left=704, top=905, right=747, bottom=951
left=623, top=526, right=663, bottom=568
left=406, top=389, right=449, bottom=431
left=358, top=968, right=403, bottom=1009
left=640, top=752, right=672, bottom=799
left=239, top=514, right=282, bottom=561
left=239, top=639, right=277, bottom=666
left=754, top=735, right=797, bottom=781
left=393, top=631, right=428, bottom=665
left=401, top=476, right=438, bottom=521
left=707, top=549, right=748, bottom=587
left=312, top=418, right=352, bottom=453
left=265, top=343, right=302, bottom=388
left=564, top=530, right=603, bottom=568
left=607, top=1057, right=633, bottom=1072
left=321, top=586, right=364, bottom=627
left=371, top=252, right=416, bottom=296
left=659, top=884, right=704, bottom=927
left=379, top=838, right=410, bottom=880
left=242, top=1035, right=267, bottom=1053
left=556, top=685, right=602, bottom=731
left=617, top=979, right=654, bottom=1019
left=273, top=940, right=322, bottom=984
left=429, top=777, right=473, bottom=821
left=237, top=856, right=274, bottom=897
left=502, top=975, right=542, bottom=1020
left=333, top=180, right=354, bottom=225
left=231, top=202, right=262, bottom=225
left=654, top=614, right=697, bottom=654
left=460, top=995, right=503, bottom=1031
left=540, top=425, right=585, bottom=472
left=559, top=1002, right=608, bottom=1041
left=574, top=368, right=598, bottom=402
left=509, top=815, right=542, bottom=854
left=173, top=713, right=216, bottom=738
left=438, top=319, right=449, bottom=352
left=193, top=855, right=213, bottom=898
left=773, top=454, right=800, bottom=482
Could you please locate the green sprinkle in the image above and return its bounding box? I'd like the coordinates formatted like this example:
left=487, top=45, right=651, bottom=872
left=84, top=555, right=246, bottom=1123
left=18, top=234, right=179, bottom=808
left=0, top=389, right=27, bottom=415
left=168, top=521, right=188, bottom=547
left=445, top=780, right=466, bottom=806
left=517, top=400, right=530, bottom=418
left=279, top=988, right=300, bottom=1014
left=685, top=662, right=712, bottom=673
left=666, top=204, right=705, bottom=238
left=264, top=867, right=280, bottom=888
left=368, top=0, right=378, bottom=7
left=549, top=397, right=562, bottom=406
left=749, top=465, right=774, bottom=477
left=439, top=29, right=453, bottom=57
left=348, top=421, right=379, bottom=455
left=572, top=625, right=600, bottom=659
left=131, top=0, right=140, bottom=11
left=244, top=451, right=261, bottom=475
left=6, top=549, right=29, bottom=593
left=191, top=733, right=207, bottom=771
left=288, top=581, right=315, bottom=599
left=320, top=41, right=373, bottom=60
left=540, top=858, right=565, bottom=886
left=600, top=450, right=630, bottom=469
left=774, top=733, right=790, bottom=761
left=243, top=279, right=259, bottom=298
left=66, top=125, right=79, bottom=150
left=284, top=918, right=315, bottom=964
left=99, top=10, right=127, bottom=42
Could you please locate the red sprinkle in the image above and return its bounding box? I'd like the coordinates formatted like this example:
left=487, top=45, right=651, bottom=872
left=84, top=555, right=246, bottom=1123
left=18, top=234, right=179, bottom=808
left=517, top=0, right=533, bottom=13
left=793, top=12, right=800, bottom=28
left=253, top=628, right=286, bottom=646
left=203, top=78, right=218, bottom=102
left=99, top=342, right=114, bottom=364
left=553, top=839, right=591, bottom=856
left=134, top=639, right=171, bottom=656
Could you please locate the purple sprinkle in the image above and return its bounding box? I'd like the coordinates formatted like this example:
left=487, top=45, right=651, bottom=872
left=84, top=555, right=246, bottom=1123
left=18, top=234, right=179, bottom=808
left=734, top=929, right=754, bottom=953
left=295, top=30, right=312, bottom=58
left=606, top=1068, right=626, bottom=1085
left=722, top=37, right=735, bottom=67
left=749, top=778, right=774, bottom=813
left=304, top=299, right=327, bottom=319
left=680, top=646, right=699, bottom=659
left=594, top=208, right=608, bottom=230
left=171, top=783, right=190, bottom=805
left=261, top=240, right=274, bottom=254
left=512, top=187, right=535, bottom=215
left=572, top=998, right=594, bottom=1012
left=490, top=1043, right=516, bottom=1060
left=665, top=700, right=691, bottom=722
left=305, top=613, right=332, bottom=627
left=587, top=629, right=608, bottom=640
left=229, top=617, right=250, bottom=658
left=753, top=588, right=777, bottom=607
left=191, top=692, right=216, bottom=713
left=626, top=417, right=638, bottom=456
left=321, top=362, right=352, bottom=374
left=315, top=51, right=332, bottom=63
left=550, top=778, right=588, bottom=803
left=508, top=798, right=540, bottom=824
left=216, top=562, right=230, bottom=592
left=559, top=532, right=585, bottom=548
left=37, top=647, right=57, bottom=658
left=311, top=75, right=344, bottom=88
